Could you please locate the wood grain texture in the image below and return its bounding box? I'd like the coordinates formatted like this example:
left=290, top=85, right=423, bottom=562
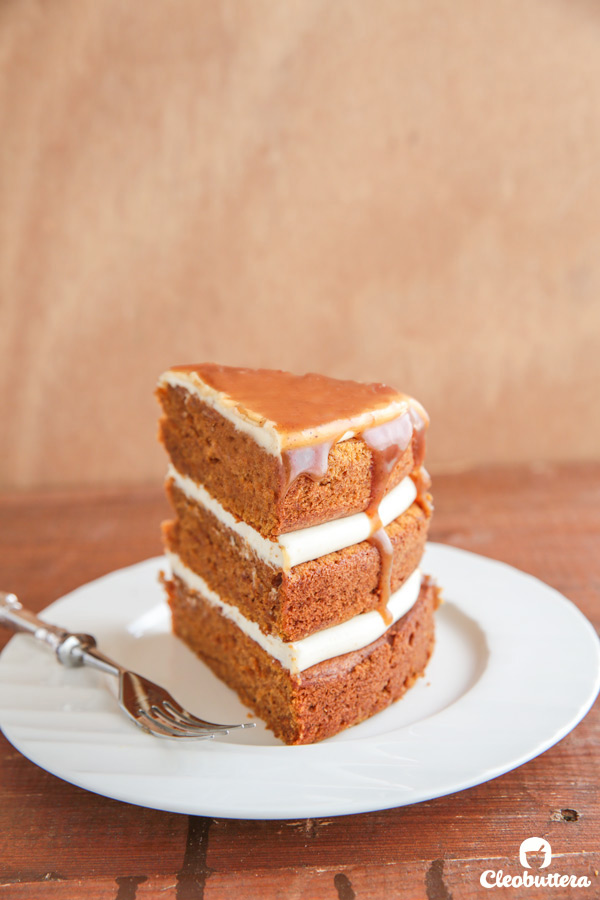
left=1, top=1, right=600, bottom=489
left=0, top=464, right=598, bottom=898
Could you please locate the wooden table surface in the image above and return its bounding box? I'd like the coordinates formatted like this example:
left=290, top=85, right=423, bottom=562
left=0, top=464, right=598, bottom=899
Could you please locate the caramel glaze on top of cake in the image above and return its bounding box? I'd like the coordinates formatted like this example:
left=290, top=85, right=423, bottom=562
left=168, top=363, right=430, bottom=625
left=171, top=363, right=404, bottom=435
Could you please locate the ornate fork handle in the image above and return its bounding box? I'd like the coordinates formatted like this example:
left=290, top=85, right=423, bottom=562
left=0, top=591, right=118, bottom=676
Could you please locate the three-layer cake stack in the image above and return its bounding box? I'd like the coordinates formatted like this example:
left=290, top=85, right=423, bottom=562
left=157, top=364, right=439, bottom=744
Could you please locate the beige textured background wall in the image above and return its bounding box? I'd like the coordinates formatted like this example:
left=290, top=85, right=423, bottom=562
left=1, top=0, right=599, bottom=489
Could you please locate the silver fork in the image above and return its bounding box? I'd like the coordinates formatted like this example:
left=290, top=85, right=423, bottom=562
left=0, top=591, right=253, bottom=740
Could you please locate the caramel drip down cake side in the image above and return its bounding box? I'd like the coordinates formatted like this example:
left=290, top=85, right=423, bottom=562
left=156, top=364, right=437, bottom=744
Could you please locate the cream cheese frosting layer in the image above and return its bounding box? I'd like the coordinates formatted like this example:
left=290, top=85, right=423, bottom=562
left=167, top=552, right=422, bottom=674
left=158, top=369, right=412, bottom=457
left=167, top=463, right=418, bottom=570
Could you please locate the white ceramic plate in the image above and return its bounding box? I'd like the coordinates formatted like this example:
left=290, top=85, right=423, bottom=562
left=0, top=543, right=598, bottom=820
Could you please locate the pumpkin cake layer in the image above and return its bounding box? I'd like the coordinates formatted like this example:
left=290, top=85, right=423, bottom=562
left=164, top=573, right=440, bottom=745
left=164, top=478, right=431, bottom=641
left=157, top=376, right=425, bottom=538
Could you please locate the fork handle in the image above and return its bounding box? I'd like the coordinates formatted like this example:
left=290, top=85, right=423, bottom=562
left=0, top=590, right=97, bottom=668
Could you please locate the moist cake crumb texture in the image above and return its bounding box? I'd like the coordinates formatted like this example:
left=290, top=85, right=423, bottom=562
left=156, top=363, right=439, bottom=744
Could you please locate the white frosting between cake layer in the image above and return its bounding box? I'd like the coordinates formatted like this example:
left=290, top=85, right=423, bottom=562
left=167, top=551, right=422, bottom=674
left=158, top=370, right=409, bottom=457
left=168, top=463, right=418, bottom=571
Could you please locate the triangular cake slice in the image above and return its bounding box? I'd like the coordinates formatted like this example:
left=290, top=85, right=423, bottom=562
left=157, top=364, right=439, bottom=744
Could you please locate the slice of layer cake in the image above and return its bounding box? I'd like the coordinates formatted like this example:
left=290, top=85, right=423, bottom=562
left=157, top=364, right=439, bottom=744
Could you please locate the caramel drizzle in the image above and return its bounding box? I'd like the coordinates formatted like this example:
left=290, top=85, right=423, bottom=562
left=410, top=465, right=433, bottom=516
left=366, top=527, right=395, bottom=624
left=280, top=401, right=428, bottom=625
left=283, top=439, right=337, bottom=487
left=362, top=411, right=415, bottom=623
